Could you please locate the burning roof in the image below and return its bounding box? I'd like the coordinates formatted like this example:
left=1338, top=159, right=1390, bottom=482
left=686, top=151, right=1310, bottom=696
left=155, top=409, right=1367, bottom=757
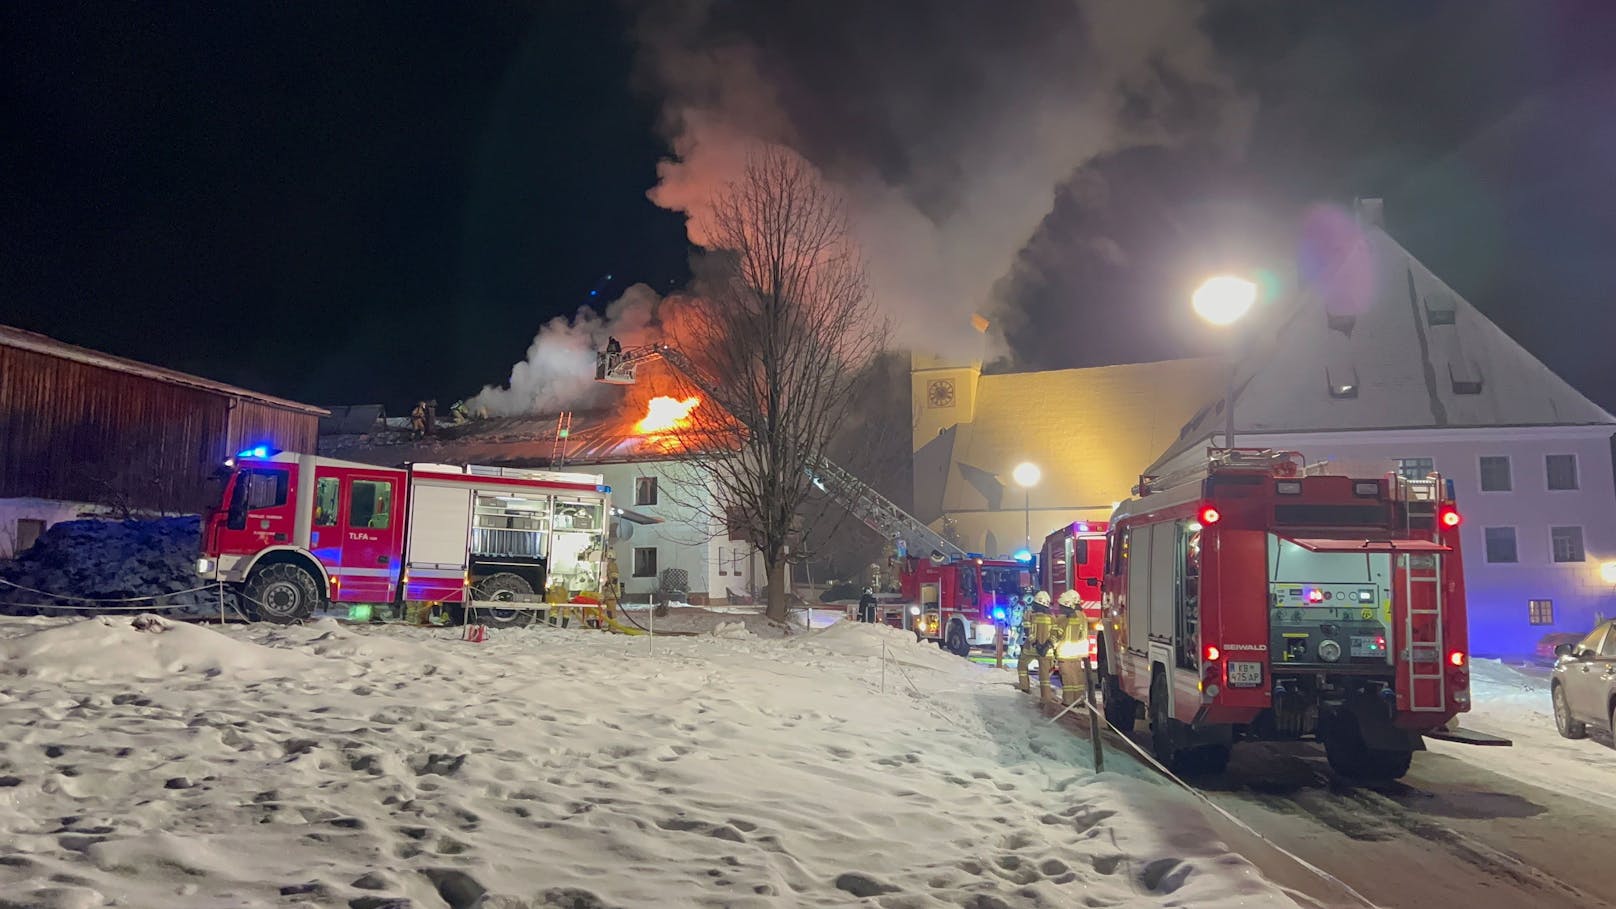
left=320, top=393, right=730, bottom=472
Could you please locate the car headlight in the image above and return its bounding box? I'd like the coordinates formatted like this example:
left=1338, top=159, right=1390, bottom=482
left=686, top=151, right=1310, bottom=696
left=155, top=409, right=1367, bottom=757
left=1056, top=641, right=1085, bottom=660
left=196, top=557, right=216, bottom=575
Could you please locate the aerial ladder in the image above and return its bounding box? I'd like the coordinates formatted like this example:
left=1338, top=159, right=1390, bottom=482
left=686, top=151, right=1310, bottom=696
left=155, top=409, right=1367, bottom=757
left=595, top=342, right=965, bottom=561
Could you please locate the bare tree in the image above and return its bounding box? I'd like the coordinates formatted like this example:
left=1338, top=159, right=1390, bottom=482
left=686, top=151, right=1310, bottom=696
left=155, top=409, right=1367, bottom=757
left=663, top=148, right=889, bottom=622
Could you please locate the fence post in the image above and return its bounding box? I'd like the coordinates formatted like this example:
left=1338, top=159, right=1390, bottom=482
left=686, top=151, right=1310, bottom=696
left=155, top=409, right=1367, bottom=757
left=218, top=582, right=225, bottom=625
left=1083, top=658, right=1103, bottom=772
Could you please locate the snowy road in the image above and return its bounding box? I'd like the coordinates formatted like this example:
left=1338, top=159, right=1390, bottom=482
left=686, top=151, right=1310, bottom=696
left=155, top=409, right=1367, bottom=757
left=1039, top=658, right=1616, bottom=909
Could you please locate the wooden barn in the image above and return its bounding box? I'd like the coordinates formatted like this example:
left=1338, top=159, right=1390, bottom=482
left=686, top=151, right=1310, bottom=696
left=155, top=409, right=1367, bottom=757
left=0, top=324, right=327, bottom=556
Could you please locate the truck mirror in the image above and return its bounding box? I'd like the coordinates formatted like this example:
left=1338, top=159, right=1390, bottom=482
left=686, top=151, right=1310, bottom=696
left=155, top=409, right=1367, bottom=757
left=226, top=475, right=250, bottom=530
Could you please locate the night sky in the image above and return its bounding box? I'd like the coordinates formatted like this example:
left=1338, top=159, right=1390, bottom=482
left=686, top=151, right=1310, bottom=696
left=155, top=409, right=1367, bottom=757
left=4, top=2, right=1615, bottom=412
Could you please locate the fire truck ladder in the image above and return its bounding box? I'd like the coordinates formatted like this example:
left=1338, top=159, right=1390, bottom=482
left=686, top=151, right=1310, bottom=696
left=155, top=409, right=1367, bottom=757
left=1392, top=472, right=1447, bottom=712
left=551, top=411, right=573, bottom=468
left=1401, top=549, right=1446, bottom=711
left=594, top=343, right=966, bottom=561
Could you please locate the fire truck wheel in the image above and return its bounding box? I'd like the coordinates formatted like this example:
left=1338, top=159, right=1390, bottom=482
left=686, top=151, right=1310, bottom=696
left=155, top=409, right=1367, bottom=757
left=1552, top=683, right=1587, bottom=739
left=1148, top=672, right=1182, bottom=770
left=471, top=573, right=535, bottom=628
left=1102, top=673, right=1137, bottom=733
left=243, top=563, right=321, bottom=624
left=945, top=622, right=971, bottom=657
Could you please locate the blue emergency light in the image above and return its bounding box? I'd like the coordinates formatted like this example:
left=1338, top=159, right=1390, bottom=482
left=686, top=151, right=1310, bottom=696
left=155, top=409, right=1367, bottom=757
left=236, top=445, right=274, bottom=459
left=991, top=607, right=1008, bottom=622
left=1013, top=549, right=1033, bottom=562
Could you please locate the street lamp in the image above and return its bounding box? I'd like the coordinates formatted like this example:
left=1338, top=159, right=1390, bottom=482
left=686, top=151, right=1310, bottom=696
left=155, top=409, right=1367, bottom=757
left=1601, top=561, right=1616, bottom=585
left=1012, top=462, right=1041, bottom=554
left=1193, top=275, right=1259, bottom=448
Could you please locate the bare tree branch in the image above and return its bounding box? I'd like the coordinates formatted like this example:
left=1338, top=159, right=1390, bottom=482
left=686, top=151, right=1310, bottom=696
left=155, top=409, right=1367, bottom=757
left=657, top=147, right=890, bottom=622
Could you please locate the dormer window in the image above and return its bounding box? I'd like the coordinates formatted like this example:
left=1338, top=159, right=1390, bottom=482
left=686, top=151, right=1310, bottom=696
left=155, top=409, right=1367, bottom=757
left=1326, top=366, right=1359, bottom=399
left=1425, top=297, right=1456, bottom=326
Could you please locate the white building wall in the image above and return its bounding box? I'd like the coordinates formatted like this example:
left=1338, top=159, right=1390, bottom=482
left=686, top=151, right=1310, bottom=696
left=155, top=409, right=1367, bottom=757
left=594, top=461, right=760, bottom=605
left=0, top=497, right=110, bottom=559
left=1230, top=427, right=1616, bottom=655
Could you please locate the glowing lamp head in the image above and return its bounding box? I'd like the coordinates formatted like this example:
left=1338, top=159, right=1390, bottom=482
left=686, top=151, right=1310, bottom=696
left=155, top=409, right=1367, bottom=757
left=1448, top=649, right=1467, bottom=668
left=236, top=444, right=273, bottom=459
left=1198, top=505, right=1221, bottom=525
left=1012, top=462, right=1041, bottom=489
left=1013, top=549, right=1033, bottom=563
left=1601, top=561, right=1616, bottom=584
left=1192, top=275, right=1258, bottom=326
left=1439, top=506, right=1462, bottom=528
left=991, top=606, right=1008, bottom=622
left=1203, top=644, right=1221, bottom=662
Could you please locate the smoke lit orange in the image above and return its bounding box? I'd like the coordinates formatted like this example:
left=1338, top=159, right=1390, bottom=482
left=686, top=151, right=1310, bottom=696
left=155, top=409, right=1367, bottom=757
left=634, top=396, right=701, bottom=434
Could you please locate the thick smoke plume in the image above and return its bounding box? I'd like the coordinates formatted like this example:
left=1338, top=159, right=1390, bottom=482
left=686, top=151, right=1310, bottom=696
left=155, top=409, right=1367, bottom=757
left=633, top=0, right=1253, bottom=363
left=474, top=2, right=1253, bottom=417
left=467, top=283, right=672, bottom=417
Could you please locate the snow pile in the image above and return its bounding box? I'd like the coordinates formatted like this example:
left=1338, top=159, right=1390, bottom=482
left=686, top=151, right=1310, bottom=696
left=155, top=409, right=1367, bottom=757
left=0, top=517, right=226, bottom=618
left=706, top=620, right=754, bottom=639
left=791, top=618, right=974, bottom=674
left=1428, top=658, right=1616, bottom=809
left=0, top=618, right=1294, bottom=908
left=0, top=614, right=319, bottom=682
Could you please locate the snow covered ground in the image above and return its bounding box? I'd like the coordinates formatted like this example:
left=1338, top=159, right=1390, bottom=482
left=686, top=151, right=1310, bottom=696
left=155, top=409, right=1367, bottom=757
left=0, top=616, right=1293, bottom=908
left=1427, top=658, right=1616, bottom=809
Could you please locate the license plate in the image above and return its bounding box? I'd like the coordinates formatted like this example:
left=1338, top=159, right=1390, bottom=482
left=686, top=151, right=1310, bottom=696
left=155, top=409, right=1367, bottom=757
left=1228, top=661, right=1263, bottom=687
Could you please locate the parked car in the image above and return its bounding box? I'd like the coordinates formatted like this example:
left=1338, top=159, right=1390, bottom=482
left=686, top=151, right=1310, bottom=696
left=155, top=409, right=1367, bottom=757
left=1550, top=619, right=1616, bottom=742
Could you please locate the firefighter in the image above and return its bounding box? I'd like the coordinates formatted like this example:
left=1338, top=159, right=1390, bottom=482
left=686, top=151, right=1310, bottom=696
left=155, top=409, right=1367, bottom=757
left=410, top=401, right=427, bottom=437
left=858, top=587, right=878, bottom=623
left=1055, top=589, right=1090, bottom=706
left=1016, top=590, right=1056, bottom=701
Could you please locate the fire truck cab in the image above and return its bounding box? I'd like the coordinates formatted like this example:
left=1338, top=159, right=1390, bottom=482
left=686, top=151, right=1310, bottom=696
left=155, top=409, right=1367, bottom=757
left=196, top=449, right=614, bottom=627
left=1099, top=449, right=1470, bottom=780
left=1038, top=520, right=1108, bottom=662
left=894, top=555, right=1030, bottom=656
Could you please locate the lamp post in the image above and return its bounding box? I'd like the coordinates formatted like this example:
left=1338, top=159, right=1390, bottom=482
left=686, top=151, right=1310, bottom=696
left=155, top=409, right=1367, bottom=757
left=1192, top=275, right=1259, bottom=449
left=1012, top=461, right=1041, bottom=553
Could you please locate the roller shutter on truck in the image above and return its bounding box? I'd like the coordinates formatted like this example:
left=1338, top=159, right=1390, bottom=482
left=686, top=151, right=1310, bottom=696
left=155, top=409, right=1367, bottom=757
left=405, top=481, right=472, bottom=575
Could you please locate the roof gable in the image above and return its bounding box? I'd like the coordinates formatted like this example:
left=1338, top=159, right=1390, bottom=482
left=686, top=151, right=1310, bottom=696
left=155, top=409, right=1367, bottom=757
left=1155, top=226, right=1613, bottom=468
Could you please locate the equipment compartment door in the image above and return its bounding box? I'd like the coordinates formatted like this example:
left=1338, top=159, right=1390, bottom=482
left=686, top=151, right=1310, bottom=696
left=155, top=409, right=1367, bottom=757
left=337, top=474, right=401, bottom=602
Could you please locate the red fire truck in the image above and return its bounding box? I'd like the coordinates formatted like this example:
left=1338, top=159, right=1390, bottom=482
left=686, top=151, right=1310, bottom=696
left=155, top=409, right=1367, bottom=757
left=196, top=448, right=614, bottom=627
left=1098, top=449, right=1473, bottom=779
left=889, top=554, right=1031, bottom=656
left=1038, top=520, right=1109, bottom=662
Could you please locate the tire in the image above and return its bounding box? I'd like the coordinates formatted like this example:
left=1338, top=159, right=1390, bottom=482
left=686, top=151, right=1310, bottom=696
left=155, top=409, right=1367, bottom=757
left=945, top=621, right=971, bottom=657
left=1102, top=671, right=1137, bottom=733
left=469, top=572, right=535, bottom=629
left=1552, top=684, right=1587, bottom=739
left=1324, top=714, right=1413, bottom=780
left=1149, top=672, right=1182, bottom=770
left=242, top=563, right=321, bottom=624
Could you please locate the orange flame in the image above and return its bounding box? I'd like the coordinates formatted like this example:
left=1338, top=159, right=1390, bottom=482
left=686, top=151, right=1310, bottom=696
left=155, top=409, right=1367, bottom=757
left=634, top=396, right=701, bottom=434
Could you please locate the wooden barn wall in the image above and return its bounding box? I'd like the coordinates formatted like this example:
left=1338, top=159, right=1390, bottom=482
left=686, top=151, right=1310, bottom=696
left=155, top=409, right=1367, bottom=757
left=0, top=344, right=317, bottom=513
left=227, top=401, right=318, bottom=458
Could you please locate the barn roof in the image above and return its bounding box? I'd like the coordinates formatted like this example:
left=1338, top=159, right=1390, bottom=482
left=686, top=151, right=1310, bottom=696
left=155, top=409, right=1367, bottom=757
left=0, top=323, right=328, bottom=416
left=1150, top=224, right=1615, bottom=471
left=319, top=404, right=386, bottom=435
